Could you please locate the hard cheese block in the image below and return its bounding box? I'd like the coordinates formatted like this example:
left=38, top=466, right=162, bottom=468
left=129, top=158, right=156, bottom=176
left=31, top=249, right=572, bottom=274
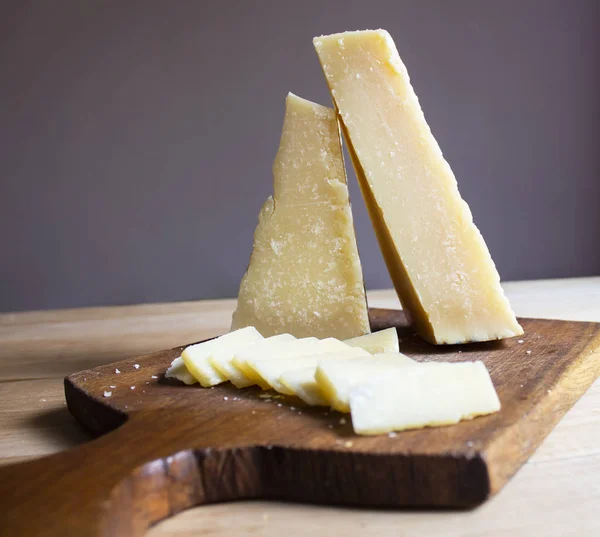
left=349, top=361, right=501, bottom=435
left=314, top=30, right=523, bottom=345
left=181, top=327, right=263, bottom=387
left=165, top=356, right=197, bottom=385
left=344, top=327, right=399, bottom=354
left=230, top=93, right=370, bottom=340
left=316, top=353, right=417, bottom=412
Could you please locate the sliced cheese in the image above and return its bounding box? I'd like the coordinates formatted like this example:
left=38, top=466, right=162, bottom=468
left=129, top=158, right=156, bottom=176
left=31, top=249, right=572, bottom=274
left=349, top=361, right=500, bottom=435
left=314, top=30, right=523, bottom=345
left=279, top=346, right=372, bottom=405
left=230, top=92, right=370, bottom=340
left=214, top=333, right=296, bottom=388
left=243, top=337, right=352, bottom=392
left=253, top=347, right=370, bottom=395
left=181, top=326, right=263, bottom=387
left=232, top=335, right=315, bottom=389
left=315, top=353, right=417, bottom=412
left=344, top=327, right=399, bottom=354
left=165, top=356, right=197, bottom=385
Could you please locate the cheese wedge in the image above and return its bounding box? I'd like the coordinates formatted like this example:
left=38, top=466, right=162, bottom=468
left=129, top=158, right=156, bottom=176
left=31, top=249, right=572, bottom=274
left=165, top=356, right=197, bottom=385
left=242, top=337, right=352, bottom=391
left=349, top=361, right=500, bottom=435
left=344, top=327, right=399, bottom=354
left=181, top=327, right=263, bottom=387
left=230, top=92, right=370, bottom=340
left=279, top=347, right=372, bottom=405
left=253, top=347, right=370, bottom=395
left=314, top=30, right=523, bottom=345
left=315, top=353, right=417, bottom=412
left=212, top=333, right=296, bottom=388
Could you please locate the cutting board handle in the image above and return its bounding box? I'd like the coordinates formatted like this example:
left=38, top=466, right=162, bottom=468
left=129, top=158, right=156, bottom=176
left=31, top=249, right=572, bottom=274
left=0, top=415, right=233, bottom=537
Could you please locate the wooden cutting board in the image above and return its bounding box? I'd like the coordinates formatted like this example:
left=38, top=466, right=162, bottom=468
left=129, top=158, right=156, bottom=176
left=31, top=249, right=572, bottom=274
left=1, top=308, right=599, bottom=537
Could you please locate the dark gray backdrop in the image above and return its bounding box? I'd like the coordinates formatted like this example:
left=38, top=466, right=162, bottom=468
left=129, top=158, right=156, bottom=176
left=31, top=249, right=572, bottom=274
left=1, top=0, right=599, bottom=312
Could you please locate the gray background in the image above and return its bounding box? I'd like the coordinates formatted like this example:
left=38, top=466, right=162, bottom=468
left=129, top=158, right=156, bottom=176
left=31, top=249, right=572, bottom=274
left=1, top=0, right=599, bottom=313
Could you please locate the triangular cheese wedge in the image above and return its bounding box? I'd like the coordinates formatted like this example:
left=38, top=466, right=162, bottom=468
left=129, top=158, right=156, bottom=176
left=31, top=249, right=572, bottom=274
left=314, top=30, right=522, bottom=344
left=344, top=327, right=399, bottom=354
left=231, top=93, right=370, bottom=340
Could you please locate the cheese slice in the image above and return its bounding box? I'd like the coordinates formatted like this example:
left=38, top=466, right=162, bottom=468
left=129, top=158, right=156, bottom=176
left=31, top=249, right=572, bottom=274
left=242, top=337, right=352, bottom=392
left=315, top=353, right=417, bottom=412
left=213, top=333, right=296, bottom=388
left=232, top=335, right=316, bottom=389
left=314, top=30, right=523, bottom=345
left=230, top=92, right=370, bottom=340
left=181, top=327, right=263, bottom=387
left=279, top=347, right=372, bottom=405
left=165, top=356, right=197, bottom=385
left=349, top=361, right=501, bottom=435
left=253, top=347, right=370, bottom=395
left=344, top=327, right=399, bottom=354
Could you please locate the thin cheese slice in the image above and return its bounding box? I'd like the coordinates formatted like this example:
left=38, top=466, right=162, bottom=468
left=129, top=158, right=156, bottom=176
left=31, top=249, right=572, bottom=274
left=165, top=356, right=197, bottom=385
left=243, top=337, right=353, bottom=392
left=314, top=30, right=523, bottom=345
left=218, top=334, right=298, bottom=388
left=344, top=327, right=399, bottom=354
left=315, top=353, right=417, bottom=412
left=230, top=92, right=370, bottom=340
left=181, top=327, right=263, bottom=387
left=349, top=361, right=500, bottom=435
left=253, top=347, right=370, bottom=395
left=279, top=347, right=372, bottom=405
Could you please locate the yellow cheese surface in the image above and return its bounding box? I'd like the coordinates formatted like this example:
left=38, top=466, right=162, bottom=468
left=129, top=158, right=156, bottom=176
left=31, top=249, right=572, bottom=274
left=165, top=356, right=197, bottom=385
left=344, top=327, right=399, bottom=354
left=314, top=30, right=523, bottom=345
left=349, top=361, right=501, bottom=435
left=315, top=353, right=417, bottom=412
left=181, top=326, right=263, bottom=387
left=230, top=93, right=370, bottom=340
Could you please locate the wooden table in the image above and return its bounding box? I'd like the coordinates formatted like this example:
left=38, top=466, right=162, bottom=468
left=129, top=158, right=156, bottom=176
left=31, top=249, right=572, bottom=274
left=1, top=277, right=599, bottom=536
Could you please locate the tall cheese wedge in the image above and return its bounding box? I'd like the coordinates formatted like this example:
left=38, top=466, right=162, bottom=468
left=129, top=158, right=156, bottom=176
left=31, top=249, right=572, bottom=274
left=231, top=93, right=370, bottom=340
left=314, top=30, right=523, bottom=345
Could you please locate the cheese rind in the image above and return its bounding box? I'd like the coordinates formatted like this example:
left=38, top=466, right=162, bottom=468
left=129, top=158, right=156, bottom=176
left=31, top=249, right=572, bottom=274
left=181, top=327, right=263, bottom=387
left=165, top=356, right=197, bottom=385
left=344, top=327, right=399, bottom=354
left=315, top=353, right=417, bottom=412
left=230, top=93, right=370, bottom=340
left=349, top=361, right=501, bottom=434
left=314, top=30, right=523, bottom=344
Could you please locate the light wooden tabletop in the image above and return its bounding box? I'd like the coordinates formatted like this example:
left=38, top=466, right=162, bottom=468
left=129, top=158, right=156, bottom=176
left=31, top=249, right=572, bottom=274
left=1, top=277, right=599, bottom=536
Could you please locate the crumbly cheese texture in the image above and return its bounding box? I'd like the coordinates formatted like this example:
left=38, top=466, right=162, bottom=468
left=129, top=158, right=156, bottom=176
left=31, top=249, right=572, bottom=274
left=349, top=361, right=501, bottom=435
left=344, top=327, right=399, bottom=354
left=230, top=93, right=370, bottom=340
left=314, top=30, right=523, bottom=345
left=165, top=356, right=197, bottom=385
left=315, top=353, right=417, bottom=412
left=181, top=327, right=263, bottom=387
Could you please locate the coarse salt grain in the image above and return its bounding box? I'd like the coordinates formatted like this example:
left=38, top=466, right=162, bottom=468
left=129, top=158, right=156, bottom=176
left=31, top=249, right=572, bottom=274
left=224, top=396, right=229, bottom=400
left=526, top=350, right=532, bottom=354
left=151, top=375, right=158, bottom=379
left=339, top=417, right=347, bottom=425
left=518, top=340, right=524, bottom=344
left=130, top=386, right=135, bottom=390
left=388, top=432, right=397, bottom=438
left=110, top=385, right=116, bottom=389
left=115, top=369, right=121, bottom=374
left=133, top=364, right=140, bottom=369
left=103, top=391, right=112, bottom=398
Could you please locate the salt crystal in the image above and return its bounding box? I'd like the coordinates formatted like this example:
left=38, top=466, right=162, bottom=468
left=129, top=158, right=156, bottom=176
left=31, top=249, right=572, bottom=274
left=224, top=396, right=229, bottom=401
left=518, top=340, right=524, bottom=344
left=344, top=441, right=354, bottom=448
left=133, top=364, right=140, bottom=369
left=388, top=432, right=397, bottom=438
left=151, top=375, right=158, bottom=379
left=110, top=385, right=116, bottom=389
left=115, top=369, right=121, bottom=374
left=526, top=350, right=532, bottom=354
left=339, top=417, right=347, bottom=425
left=130, top=386, right=135, bottom=390
left=103, top=391, right=112, bottom=398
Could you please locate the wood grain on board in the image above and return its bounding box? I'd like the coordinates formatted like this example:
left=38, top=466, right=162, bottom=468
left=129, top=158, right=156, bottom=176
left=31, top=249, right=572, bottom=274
left=0, top=308, right=599, bottom=537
